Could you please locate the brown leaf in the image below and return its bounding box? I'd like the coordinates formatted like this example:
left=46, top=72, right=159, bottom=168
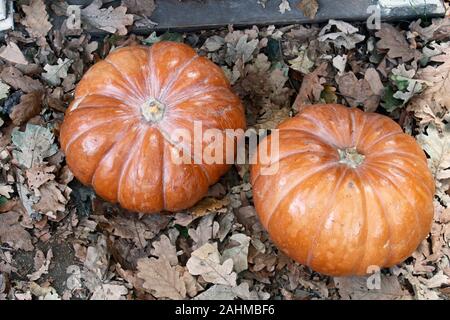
left=0, top=42, right=29, bottom=65
left=32, top=181, right=69, bottom=219
left=293, top=62, right=328, bottom=111
left=410, top=18, right=450, bottom=42
left=375, top=23, right=418, bottom=61
left=20, top=0, right=52, bottom=39
left=0, top=211, right=33, bottom=251
left=0, top=67, right=44, bottom=93
left=137, top=257, right=187, bottom=300
left=81, top=0, right=134, bottom=36
left=186, top=242, right=237, bottom=286
left=26, top=163, right=55, bottom=191
left=121, top=0, right=156, bottom=17
left=190, top=197, right=230, bottom=218
left=188, top=214, right=216, bottom=249
left=27, top=249, right=53, bottom=281
left=151, top=235, right=178, bottom=266
left=297, top=0, right=319, bottom=19
left=336, top=71, right=381, bottom=112
left=334, top=275, right=412, bottom=300
left=408, top=45, right=450, bottom=126
left=10, top=91, right=43, bottom=126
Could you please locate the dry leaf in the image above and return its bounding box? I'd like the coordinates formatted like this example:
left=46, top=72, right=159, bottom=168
left=337, top=71, right=381, bottom=112
left=297, top=0, right=319, bottom=19
left=1, top=66, right=44, bottom=93
left=137, top=257, right=186, bottom=300
left=0, top=42, right=29, bottom=65
left=293, top=62, right=328, bottom=111
left=81, top=0, right=134, bottom=36
left=0, top=184, right=13, bottom=198
left=289, top=48, right=314, bottom=74
left=27, top=249, right=53, bottom=281
left=20, top=0, right=52, bottom=39
left=410, top=18, right=450, bottom=42
left=417, top=124, right=450, bottom=204
left=10, top=91, right=43, bottom=126
left=91, top=283, right=128, bottom=300
left=222, top=234, right=250, bottom=273
left=32, top=181, right=69, bottom=219
left=12, top=124, right=58, bottom=169
left=121, top=0, right=156, bottom=17
left=319, top=20, right=365, bottom=50
left=42, top=58, right=72, bottom=86
left=409, top=45, right=450, bottom=124
left=186, top=242, right=237, bottom=286
left=194, top=282, right=260, bottom=300
left=151, top=235, right=178, bottom=266
left=376, top=23, right=418, bottom=61
left=190, top=197, right=230, bottom=218
left=334, top=275, right=412, bottom=300
left=0, top=211, right=33, bottom=251
left=279, top=0, right=291, bottom=14
left=188, top=214, right=217, bottom=249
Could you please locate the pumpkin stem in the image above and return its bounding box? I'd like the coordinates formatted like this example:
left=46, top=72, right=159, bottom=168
left=141, top=98, right=166, bottom=123
left=338, top=147, right=365, bottom=169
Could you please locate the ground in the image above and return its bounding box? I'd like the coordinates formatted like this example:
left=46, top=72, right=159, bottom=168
left=0, top=0, right=449, bottom=300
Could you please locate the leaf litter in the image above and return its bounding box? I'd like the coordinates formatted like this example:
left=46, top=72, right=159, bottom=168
left=0, top=0, right=449, bottom=300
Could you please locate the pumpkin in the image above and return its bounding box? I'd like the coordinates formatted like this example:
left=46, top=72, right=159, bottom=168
left=60, top=42, right=246, bottom=213
left=250, top=104, right=435, bottom=276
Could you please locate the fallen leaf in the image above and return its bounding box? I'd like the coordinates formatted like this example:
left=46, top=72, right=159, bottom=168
left=194, top=282, right=260, bottom=300
left=337, top=71, right=380, bottom=111
left=293, top=62, right=328, bottom=110
left=81, top=0, right=134, bottom=36
left=417, top=123, right=450, bottom=203
left=186, top=242, right=237, bottom=286
left=410, top=18, right=450, bottom=42
left=297, top=0, right=319, bottom=19
left=0, top=67, right=44, bottom=93
left=289, top=48, right=315, bottom=74
left=408, top=45, right=450, bottom=125
left=151, top=234, right=178, bottom=266
left=91, top=283, right=128, bottom=300
left=319, top=20, right=365, bottom=50
left=203, top=36, right=225, bottom=52
left=32, top=181, right=70, bottom=219
left=0, top=42, right=29, bottom=65
left=84, top=235, right=109, bottom=279
left=0, top=81, right=10, bottom=99
left=137, top=257, right=186, bottom=300
left=11, top=124, right=58, bottom=169
left=0, top=184, right=13, bottom=198
left=27, top=249, right=53, bottom=281
left=190, top=197, right=230, bottom=219
left=332, top=55, right=347, bottom=75
left=10, top=91, right=43, bottom=126
left=279, top=0, right=291, bottom=14
left=42, top=58, right=72, bottom=86
left=376, top=23, right=418, bottom=61
left=334, top=275, right=412, bottom=300
left=0, top=211, right=33, bottom=251
left=20, top=0, right=52, bottom=39
left=121, top=0, right=156, bottom=17
left=222, top=233, right=251, bottom=273
left=188, top=214, right=217, bottom=249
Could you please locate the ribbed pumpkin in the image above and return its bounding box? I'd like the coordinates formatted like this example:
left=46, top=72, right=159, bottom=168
left=251, top=104, right=435, bottom=276
left=60, top=42, right=246, bottom=213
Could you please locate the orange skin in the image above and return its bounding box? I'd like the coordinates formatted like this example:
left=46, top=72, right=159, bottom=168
left=251, top=104, right=435, bottom=276
left=60, top=42, right=246, bottom=213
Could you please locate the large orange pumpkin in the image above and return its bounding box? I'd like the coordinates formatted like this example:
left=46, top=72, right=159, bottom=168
left=251, top=104, right=435, bottom=276
left=60, top=42, right=246, bottom=213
